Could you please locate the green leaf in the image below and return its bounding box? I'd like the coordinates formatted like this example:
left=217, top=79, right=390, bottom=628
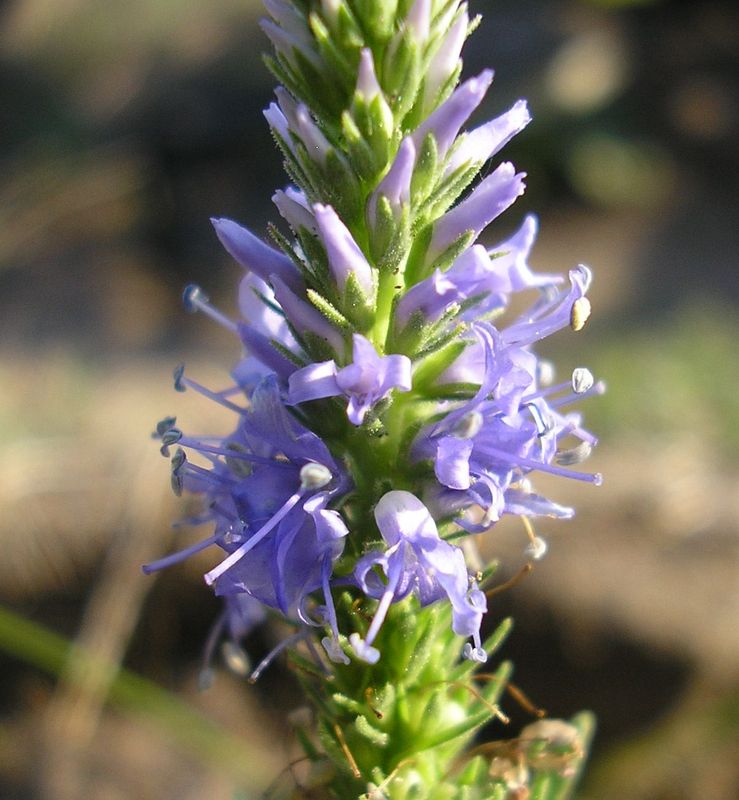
left=355, top=714, right=389, bottom=747
left=368, top=194, right=397, bottom=262
left=382, top=33, right=420, bottom=120
left=354, top=0, right=398, bottom=42
left=342, top=270, right=376, bottom=332
left=428, top=230, right=476, bottom=273
left=412, top=338, right=469, bottom=392
left=402, top=223, right=432, bottom=286
left=308, top=288, right=355, bottom=333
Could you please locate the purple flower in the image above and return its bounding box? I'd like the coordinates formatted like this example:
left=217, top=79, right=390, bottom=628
left=406, top=0, right=431, bottom=44
left=486, top=215, right=561, bottom=293
left=367, top=137, right=416, bottom=229
left=422, top=4, right=468, bottom=110
left=356, top=47, right=383, bottom=102
left=294, top=103, right=333, bottom=165
left=232, top=274, right=300, bottom=388
left=351, top=491, right=487, bottom=664
left=414, top=322, right=603, bottom=529
left=211, top=217, right=303, bottom=292
left=412, top=70, right=494, bottom=161
left=395, top=268, right=459, bottom=327
left=396, top=216, right=560, bottom=329
left=444, top=100, right=531, bottom=177
left=270, top=275, right=346, bottom=357
left=288, top=333, right=412, bottom=425
left=313, top=204, right=375, bottom=299
left=273, top=186, right=317, bottom=234
left=260, top=4, right=320, bottom=70
left=264, top=102, right=296, bottom=156
left=147, top=376, right=351, bottom=659
left=429, top=162, right=526, bottom=261
left=501, top=265, right=592, bottom=347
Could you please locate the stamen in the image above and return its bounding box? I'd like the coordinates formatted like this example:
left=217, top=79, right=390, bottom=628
left=183, top=283, right=238, bottom=332
left=142, top=532, right=220, bottom=574
left=548, top=380, right=606, bottom=409
left=485, top=563, right=533, bottom=599
left=197, top=609, right=228, bottom=691
left=176, top=436, right=294, bottom=470
left=332, top=722, right=361, bottom=779
left=571, top=367, right=594, bottom=394
left=173, top=365, right=247, bottom=413
left=521, top=516, right=547, bottom=560
left=184, top=461, right=238, bottom=486
left=475, top=444, right=602, bottom=485
left=248, top=630, right=305, bottom=683
left=320, top=554, right=350, bottom=665
left=365, top=687, right=383, bottom=720
left=204, top=486, right=305, bottom=585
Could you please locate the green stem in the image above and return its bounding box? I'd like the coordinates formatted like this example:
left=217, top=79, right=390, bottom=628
left=371, top=267, right=399, bottom=352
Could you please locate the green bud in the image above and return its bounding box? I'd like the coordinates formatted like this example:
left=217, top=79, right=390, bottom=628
left=355, top=714, right=389, bottom=748
left=353, top=0, right=398, bottom=43
left=410, top=132, right=439, bottom=206
left=308, top=288, right=356, bottom=333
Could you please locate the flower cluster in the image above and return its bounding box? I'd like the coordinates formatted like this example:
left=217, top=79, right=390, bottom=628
left=151, top=0, right=602, bottom=681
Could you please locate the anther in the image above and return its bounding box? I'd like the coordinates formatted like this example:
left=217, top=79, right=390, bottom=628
left=537, top=360, right=555, bottom=387
left=154, top=415, right=177, bottom=438
left=183, top=283, right=209, bottom=312
left=555, top=441, right=593, bottom=466
left=173, top=363, right=186, bottom=392
left=182, top=283, right=238, bottom=332
left=570, top=297, right=591, bottom=331
left=170, top=448, right=187, bottom=496
left=525, top=536, right=547, bottom=560
left=571, top=367, right=594, bottom=394
left=521, top=516, right=546, bottom=560
left=300, top=462, right=332, bottom=490
left=221, top=641, right=251, bottom=677
left=452, top=411, right=484, bottom=439
left=159, top=427, right=183, bottom=456
left=225, top=442, right=253, bottom=478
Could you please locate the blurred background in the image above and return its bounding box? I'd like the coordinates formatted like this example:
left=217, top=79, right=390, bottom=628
left=0, top=0, right=737, bottom=797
